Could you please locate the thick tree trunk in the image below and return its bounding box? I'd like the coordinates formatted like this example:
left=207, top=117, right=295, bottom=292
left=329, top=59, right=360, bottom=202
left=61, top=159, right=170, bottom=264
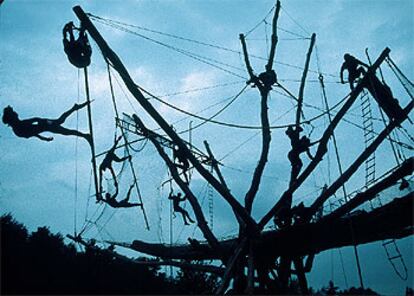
left=115, top=193, right=413, bottom=260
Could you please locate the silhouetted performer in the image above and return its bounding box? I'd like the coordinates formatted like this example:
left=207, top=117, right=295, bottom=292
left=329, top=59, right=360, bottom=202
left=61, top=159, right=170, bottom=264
left=273, top=197, right=292, bottom=229
left=291, top=201, right=310, bottom=224
left=188, top=238, right=201, bottom=250
left=2, top=102, right=91, bottom=143
left=99, top=135, right=131, bottom=195
left=104, top=184, right=142, bottom=208
left=173, top=145, right=190, bottom=183
left=63, top=21, right=92, bottom=68
left=340, top=53, right=368, bottom=90
left=258, top=65, right=277, bottom=91
left=399, top=178, right=409, bottom=190
left=247, top=65, right=277, bottom=91
left=168, top=192, right=195, bottom=225
left=286, top=126, right=315, bottom=183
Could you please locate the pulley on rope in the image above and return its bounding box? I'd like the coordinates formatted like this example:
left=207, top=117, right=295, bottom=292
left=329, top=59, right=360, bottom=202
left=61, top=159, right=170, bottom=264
left=63, top=21, right=92, bottom=68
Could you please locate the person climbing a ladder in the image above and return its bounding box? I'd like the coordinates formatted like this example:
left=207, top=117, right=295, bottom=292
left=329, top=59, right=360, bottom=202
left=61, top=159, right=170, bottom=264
left=98, top=135, right=131, bottom=198
left=63, top=21, right=92, bottom=68
left=168, top=192, right=195, bottom=225
left=340, top=53, right=369, bottom=90
left=103, top=183, right=142, bottom=208
left=286, top=126, right=315, bottom=184
left=2, top=102, right=92, bottom=143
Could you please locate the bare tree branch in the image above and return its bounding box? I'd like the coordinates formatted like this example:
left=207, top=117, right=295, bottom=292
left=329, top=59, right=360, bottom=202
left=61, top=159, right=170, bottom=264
left=132, top=115, right=224, bottom=261
left=295, top=33, right=316, bottom=127
left=73, top=6, right=259, bottom=233
left=204, top=141, right=229, bottom=190
left=258, top=48, right=392, bottom=229
left=266, top=0, right=281, bottom=71
left=323, top=157, right=414, bottom=221
left=239, top=1, right=282, bottom=214
left=308, top=101, right=413, bottom=217
left=118, top=194, right=413, bottom=260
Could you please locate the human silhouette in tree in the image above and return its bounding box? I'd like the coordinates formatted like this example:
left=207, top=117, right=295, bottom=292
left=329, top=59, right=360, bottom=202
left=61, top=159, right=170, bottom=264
left=104, top=184, right=142, bottom=208
left=168, top=192, right=194, bottom=225
left=173, top=145, right=190, bottom=183
left=258, top=65, right=277, bottom=91
left=340, top=53, right=369, bottom=90
left=247, top=65, right=277, bottom=91
left=98, top=135, right=131, bottom=197
left=286, top=126, right=315, bottom=184
left=63, top=21, right=92, bottom=68
left=2, top=102, right=91, bottom=143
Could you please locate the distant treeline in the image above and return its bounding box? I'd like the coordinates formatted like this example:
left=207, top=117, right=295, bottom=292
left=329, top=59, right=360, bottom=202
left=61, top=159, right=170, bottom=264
left=1, top=213, right=218, bottom=294
left=1, top=213, right=389, bottom=295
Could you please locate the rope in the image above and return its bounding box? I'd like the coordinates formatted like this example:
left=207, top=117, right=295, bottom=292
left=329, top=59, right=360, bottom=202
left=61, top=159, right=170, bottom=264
left=73, top=68, right=81, bottom=237
left=79, top=168, right=94, bottom=236
left=89, top=13, right=337, bottom=79
left=245, top=4, right=275, bottom=37
left=95, top=20, right=247, bottom=79
left=386, top=57, right=414, bottom=100
left=107, top=64, right=150, bottom=230
left=316, top=50, right=352, bottom=290
left=136, top=81, right=348, bottom=130
left=174, top=86, right=250, bottom=134
left=219, top=105, right=296, bottom=161
left=148, top=80, right=245, bottom=99
left=107, top=63, right=254, bottom=134
left=280, top=5, right=310, bottom=36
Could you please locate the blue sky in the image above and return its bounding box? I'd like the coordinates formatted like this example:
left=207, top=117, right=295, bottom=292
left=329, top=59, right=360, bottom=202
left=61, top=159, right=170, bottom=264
left=0, top=0, right=413, bottom=294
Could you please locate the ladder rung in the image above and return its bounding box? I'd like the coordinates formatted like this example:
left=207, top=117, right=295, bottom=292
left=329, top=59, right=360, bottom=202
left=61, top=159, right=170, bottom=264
left=361, top=97, right=370, bottom=104
left=382, top=240, right=395, bottom=246
left=388, top=255, right=402, bottom=260
left=362, top=106, right=370, bottom=112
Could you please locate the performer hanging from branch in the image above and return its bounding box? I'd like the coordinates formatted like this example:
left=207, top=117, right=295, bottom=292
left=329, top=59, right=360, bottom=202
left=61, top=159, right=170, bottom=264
left=172, top=144, right=190, bottom=183
left=98, top=135, right=131, bottom=196
left=62, top=21, right=92, bottom=68
left=103, top=183, right=142, bottom=208
left=286, top=126, right=316, bottom=184
left=340, top=53, right=369, bottom=90
left=168, top=192, right=195, bottom=225
left=2, top=102, right=91, bottom=143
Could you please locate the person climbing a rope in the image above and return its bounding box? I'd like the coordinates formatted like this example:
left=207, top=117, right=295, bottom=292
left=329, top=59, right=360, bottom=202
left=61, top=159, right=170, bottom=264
left=173, top=145, right=190, bottom=183
left=63, top=21, right=92, bottom=68
left=2, top=102, right=92, bottom=143
left=98, top=135, right=131, bottom=197
left=168, top=192, right=195, bottom=225
left=286, top=125, right=315, bottom=184
left=103, top=183, right=142, bottom=208
left=340, top=53, right=369, bottom=90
